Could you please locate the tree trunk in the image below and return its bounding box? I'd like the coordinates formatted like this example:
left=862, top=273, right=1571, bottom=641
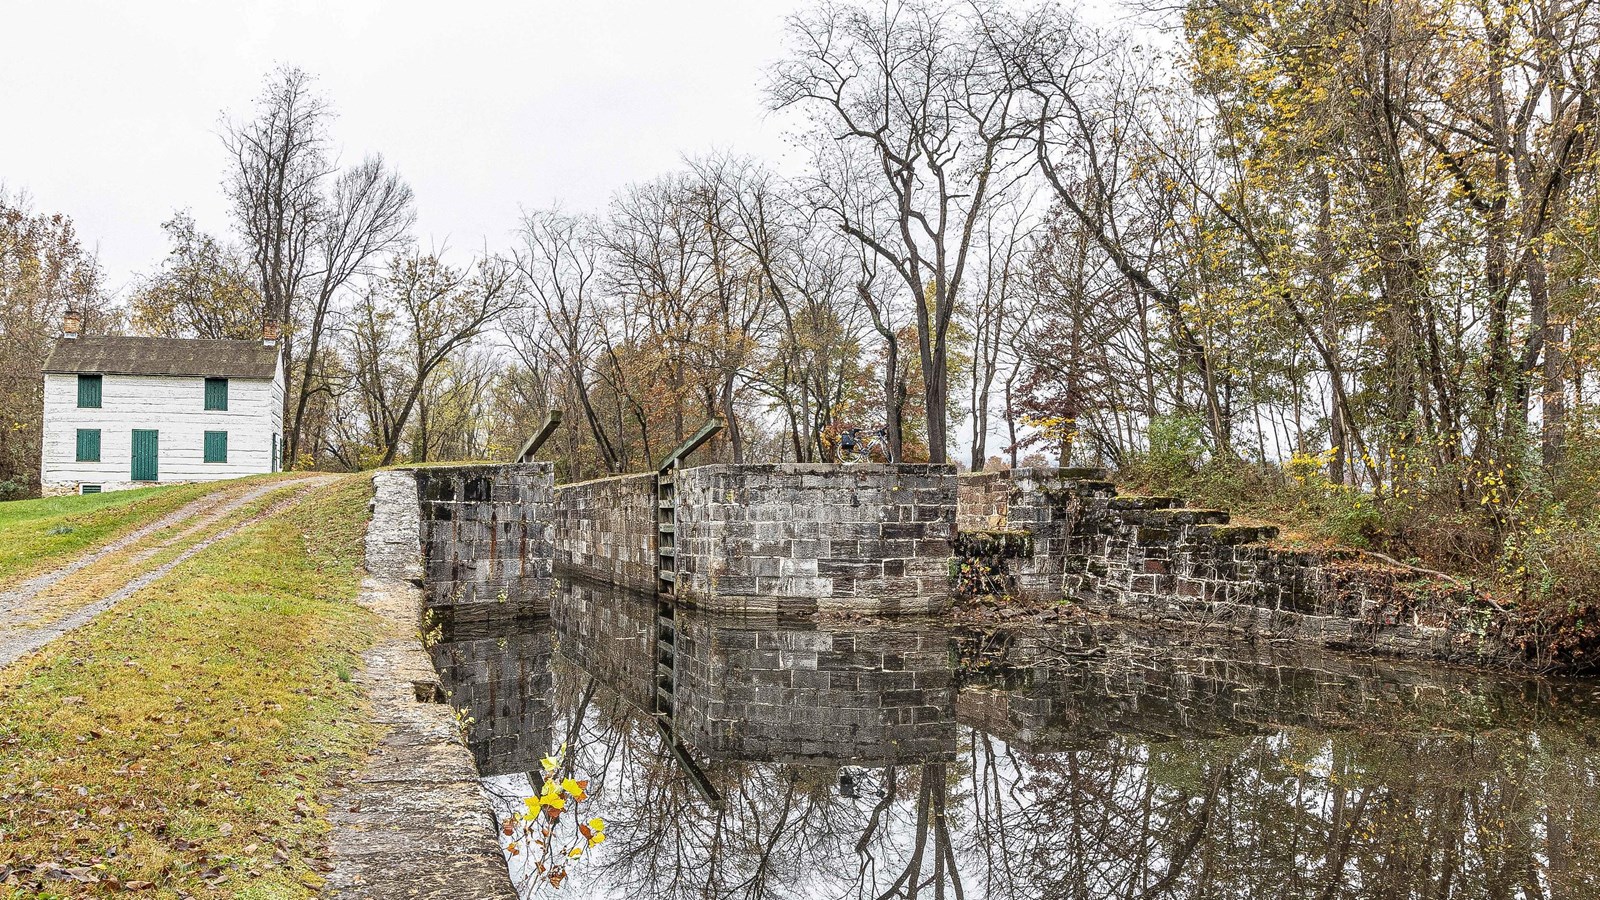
left=721, top=372, right=744, bottom=464
left=883, top=334, right=906, bottom=463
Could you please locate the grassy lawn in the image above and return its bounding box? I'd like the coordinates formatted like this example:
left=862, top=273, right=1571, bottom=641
left=0, top=484, right=220, bottom=584
left=0, top=475, right=379, bottom=898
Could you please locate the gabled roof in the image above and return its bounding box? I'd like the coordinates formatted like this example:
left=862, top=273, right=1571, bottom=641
left=42, top=336, right=280, bottom=379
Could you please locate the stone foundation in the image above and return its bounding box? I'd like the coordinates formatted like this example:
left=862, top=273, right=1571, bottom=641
left=673, top=463, right=956, bottom=615
left=42, top=480, right=163, bottom=497
left=415, top=464, right=555, bottom=608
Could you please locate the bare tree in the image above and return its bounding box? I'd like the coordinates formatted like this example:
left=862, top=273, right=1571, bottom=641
left=223, top=62, right=330, bottom=342
left=511, top=208, right=623, bottom=473
left=286, top=155, right=415, bottom=467
left=770, top=0, right=1037, bottom=463
left=968, top=199, right=1032, bottom=469
left=348, top=252, right=521, bottom=466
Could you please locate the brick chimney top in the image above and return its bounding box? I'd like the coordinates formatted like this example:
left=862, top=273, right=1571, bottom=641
left=262, top=319, right=282, bottom=347
left=61, top=306, right=82, bottom=340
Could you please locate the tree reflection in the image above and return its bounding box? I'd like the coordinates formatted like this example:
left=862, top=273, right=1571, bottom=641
left=504, top=653, right=1600, bottom=900
left=439, top=589, right=1600, bottom=900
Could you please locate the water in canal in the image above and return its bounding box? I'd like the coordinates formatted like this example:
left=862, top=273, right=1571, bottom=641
left=428, top=577, right=1600, bottom=899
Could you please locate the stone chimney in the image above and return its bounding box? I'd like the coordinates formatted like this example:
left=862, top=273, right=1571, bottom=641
left=262, top=319, right=282, bottom=348
left=61, top=306, right=82, bottom=340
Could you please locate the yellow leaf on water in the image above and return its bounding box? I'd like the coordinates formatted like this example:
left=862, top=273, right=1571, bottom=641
left=540, top=756, right=559, bottom=773
left=561, top=777, right=587, bottom=800
left=568, top=847, right=583, bottom=858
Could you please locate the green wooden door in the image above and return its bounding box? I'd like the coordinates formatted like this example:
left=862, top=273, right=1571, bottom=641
left=131, top=429, right=159, bottom=481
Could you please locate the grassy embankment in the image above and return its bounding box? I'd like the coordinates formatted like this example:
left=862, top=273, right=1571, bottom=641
left=0, top=476, right=380, bottom=898
left=1115, top=432, right=1600, bottom=668
left=0, top=484, right=221, bottom=585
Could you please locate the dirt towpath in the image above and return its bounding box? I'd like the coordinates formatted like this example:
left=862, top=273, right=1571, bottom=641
left=0, top=476, right=337, bottom=669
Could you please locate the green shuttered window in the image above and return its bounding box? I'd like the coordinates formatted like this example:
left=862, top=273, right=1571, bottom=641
left=204, top=431, right=228, bottom=463
left=75, top=428, right=101, bottom=462
left=204, top=377, right=229, bottom=411
left=77, top=374, right=102, bottom=408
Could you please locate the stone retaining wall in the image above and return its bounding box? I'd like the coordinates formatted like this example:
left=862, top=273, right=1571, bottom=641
left=327, top=470, right=518, bottom=899
left=673, top=463, right=957, bottom=615
left=415, top=464, right=554, bottom=608
left=956, top=471, right=1010, bottom=531
left=957, top=468, right=1110, bottom=599
left=956, top=468, right=1525, bottom=669
left=551, top=473, right=657, bottom=591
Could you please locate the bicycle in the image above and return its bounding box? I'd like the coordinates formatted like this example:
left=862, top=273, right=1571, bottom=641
left=836, top=424, right=893, bottom=464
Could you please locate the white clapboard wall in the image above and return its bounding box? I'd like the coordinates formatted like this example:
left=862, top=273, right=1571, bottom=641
left=41, top=370, right=284, bottom=492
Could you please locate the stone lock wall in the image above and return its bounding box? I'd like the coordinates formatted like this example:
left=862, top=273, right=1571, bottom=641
left=673, top=463, right=957, bottom=616
left=956, top=471, right=1012, bottom=531
left=551, top=576, right=957, bottom=765
left=550, top=575, right=658, bottom=714
left=416, top=464, right=554, bottom=608
left=955, top=467, right=1525, bottom=669
left=956, top=468, right=1113, bottom=599
left=551, top=473, right=658, bottom=592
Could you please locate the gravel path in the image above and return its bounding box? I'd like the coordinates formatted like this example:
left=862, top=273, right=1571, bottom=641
left=0, top=476, right=337, bottom=669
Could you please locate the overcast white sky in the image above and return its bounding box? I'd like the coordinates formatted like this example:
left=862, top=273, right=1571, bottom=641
left=2, top=0, right=805, bottom=293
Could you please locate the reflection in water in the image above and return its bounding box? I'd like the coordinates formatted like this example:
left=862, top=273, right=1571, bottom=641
left=428, top=578, right=1600, bottom=900
left=426, top=602, right=553, bottom=777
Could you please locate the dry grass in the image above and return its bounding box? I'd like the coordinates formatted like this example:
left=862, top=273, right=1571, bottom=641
left=0, top=475, right=379, bottom=898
